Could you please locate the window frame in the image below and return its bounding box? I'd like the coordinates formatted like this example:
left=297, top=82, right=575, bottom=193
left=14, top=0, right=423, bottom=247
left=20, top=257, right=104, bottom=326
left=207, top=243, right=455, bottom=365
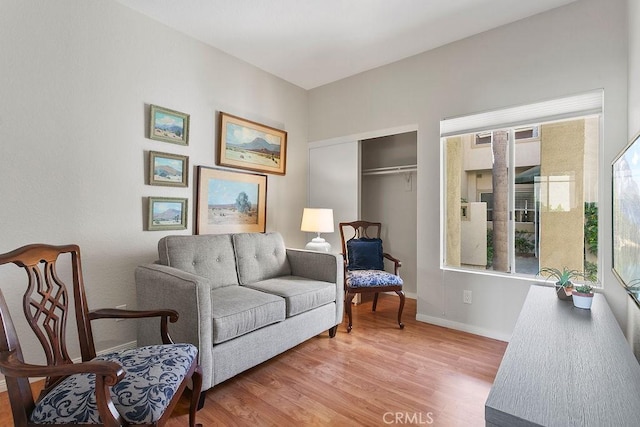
left=440, top=108, right=603, bottom=285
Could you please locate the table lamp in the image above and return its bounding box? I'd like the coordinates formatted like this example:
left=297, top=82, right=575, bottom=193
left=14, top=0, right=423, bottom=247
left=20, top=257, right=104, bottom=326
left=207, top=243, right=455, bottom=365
left=300, top=208, right=334, bottom=252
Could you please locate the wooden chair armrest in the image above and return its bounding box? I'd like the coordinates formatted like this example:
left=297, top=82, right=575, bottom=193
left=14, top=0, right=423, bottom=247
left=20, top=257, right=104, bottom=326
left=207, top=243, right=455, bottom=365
left=89, top=308, right=179, bottom=344
left=383, top=253, right=402, bottom=275
left=0, top=352, right=124, bottom=385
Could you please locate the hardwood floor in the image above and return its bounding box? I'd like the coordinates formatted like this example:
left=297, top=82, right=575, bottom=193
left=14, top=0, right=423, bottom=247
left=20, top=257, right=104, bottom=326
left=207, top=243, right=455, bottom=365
left=0, top=295, right=507, bottom=426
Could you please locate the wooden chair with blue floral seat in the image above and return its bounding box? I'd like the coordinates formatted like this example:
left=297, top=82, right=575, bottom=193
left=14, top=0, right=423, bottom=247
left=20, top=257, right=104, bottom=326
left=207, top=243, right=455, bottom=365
left=339, top=221, right=405, bottom=332
left=0, top=243, right=203, bottom=427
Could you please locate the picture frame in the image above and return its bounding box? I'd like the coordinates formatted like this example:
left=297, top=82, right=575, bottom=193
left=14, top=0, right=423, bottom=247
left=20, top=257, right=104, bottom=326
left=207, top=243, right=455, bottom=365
left=612, top=130, right=640, bottom=307
left=217, top=112, right=287, bottom=175
left=196, top=166, right=267, bottom=234
left=149, top=104, right=189, bottom=145
left=147, top=197, right=188, bottom=231
left=149, top=151, right=189, bottom=187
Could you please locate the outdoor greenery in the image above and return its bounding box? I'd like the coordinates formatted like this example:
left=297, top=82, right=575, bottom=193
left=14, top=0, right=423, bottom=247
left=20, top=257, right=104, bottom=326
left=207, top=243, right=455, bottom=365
left=584, top=202, right=598, bottom=255
left=515, top=231, right=535, bottom=255
left=486, top=229, right=494, bottom=268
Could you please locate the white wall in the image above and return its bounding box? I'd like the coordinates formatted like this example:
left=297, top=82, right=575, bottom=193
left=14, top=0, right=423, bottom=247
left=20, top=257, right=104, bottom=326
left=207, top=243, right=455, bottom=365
left=309, top=0, right=629, bottom=340
left=0, top=0, right=308, bottom=367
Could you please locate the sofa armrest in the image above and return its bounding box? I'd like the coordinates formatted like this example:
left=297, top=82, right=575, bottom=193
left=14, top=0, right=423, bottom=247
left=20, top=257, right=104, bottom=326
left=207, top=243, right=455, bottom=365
left=135, top=264, right=214, bottom=389
left=286, top=249, right=344, bottom=326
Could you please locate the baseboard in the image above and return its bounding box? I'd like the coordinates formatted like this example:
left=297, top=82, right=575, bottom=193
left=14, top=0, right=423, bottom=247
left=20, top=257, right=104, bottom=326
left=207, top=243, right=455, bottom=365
left=0, top=340, right=137, bottom=393
left=415, top=313, right=511, bottom=342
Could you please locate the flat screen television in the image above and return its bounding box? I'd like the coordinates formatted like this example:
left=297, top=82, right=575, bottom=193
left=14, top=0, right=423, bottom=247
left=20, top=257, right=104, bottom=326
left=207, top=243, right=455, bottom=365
left=612, top=130, right=640, bottom=306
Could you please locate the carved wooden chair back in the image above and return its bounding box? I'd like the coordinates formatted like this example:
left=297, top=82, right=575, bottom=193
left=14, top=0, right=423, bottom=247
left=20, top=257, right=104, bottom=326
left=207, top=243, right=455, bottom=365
left=0, top=244, right=202, bottom=427
left=339, top=220, right=382, bottom=257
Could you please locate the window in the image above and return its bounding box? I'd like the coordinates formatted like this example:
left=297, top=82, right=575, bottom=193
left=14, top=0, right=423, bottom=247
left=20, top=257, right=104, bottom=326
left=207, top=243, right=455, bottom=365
left=514, top=126, right=539, bottom=140
left=475, top=132, right=492, bottom=146
left=441, top=91, right=601, bottom=280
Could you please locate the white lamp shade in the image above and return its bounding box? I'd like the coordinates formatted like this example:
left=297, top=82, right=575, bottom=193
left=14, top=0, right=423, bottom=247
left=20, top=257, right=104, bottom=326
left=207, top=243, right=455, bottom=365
left=300, top=208, right=334, bottom=233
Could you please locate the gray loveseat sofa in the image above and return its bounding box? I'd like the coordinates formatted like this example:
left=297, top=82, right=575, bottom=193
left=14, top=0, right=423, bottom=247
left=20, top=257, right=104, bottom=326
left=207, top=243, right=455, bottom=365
left=135, top=232, right=344, bottom=392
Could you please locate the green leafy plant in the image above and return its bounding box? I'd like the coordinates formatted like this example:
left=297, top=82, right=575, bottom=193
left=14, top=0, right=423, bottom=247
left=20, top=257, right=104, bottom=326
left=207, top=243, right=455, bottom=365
left=537, top=267, right=586, bottom=288
left=515, top=231, right=534, bottom=255
left=584, top=202, right=598, bottom=256
left=574, top=284, right=593, bottom=294
left=486, top=228, right=494, bottom=268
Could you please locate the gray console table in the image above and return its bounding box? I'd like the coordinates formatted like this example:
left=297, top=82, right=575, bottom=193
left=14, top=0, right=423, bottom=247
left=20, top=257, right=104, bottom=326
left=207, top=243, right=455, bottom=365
left=485, top=285, right=640, bottom=426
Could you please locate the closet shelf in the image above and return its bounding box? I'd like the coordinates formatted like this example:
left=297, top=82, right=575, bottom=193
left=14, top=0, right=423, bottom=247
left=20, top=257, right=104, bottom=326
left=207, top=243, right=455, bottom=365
left=361, top=164, right=417, bottom=176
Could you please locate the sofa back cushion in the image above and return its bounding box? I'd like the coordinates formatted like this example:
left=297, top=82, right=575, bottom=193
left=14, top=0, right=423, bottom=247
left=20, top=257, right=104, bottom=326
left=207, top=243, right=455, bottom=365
left=232, top=232, right=291, bottom=285
left=158, top=234, right=239, bottom=288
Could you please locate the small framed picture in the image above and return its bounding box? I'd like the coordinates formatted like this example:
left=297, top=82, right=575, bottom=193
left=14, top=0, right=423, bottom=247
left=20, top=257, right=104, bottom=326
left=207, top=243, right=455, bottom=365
left=147, top=197, right=188, bottom=231
left=149, top=104, right=189, bottom=145
left=196, top=166, right=267, bottom=234
left=217, top=112, right=287, bottom=175
left=149, top=151, right=189, bottom=187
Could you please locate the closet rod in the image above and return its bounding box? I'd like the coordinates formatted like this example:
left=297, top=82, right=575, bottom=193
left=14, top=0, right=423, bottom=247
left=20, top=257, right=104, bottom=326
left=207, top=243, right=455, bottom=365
left=361, top=164, right=417, bottom=176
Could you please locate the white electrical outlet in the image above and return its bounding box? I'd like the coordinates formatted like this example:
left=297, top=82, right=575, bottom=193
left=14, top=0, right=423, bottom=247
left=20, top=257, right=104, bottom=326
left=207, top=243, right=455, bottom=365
left=463, top=290, right=472, bottom=304
left=116, top=304, right=127, bottom=322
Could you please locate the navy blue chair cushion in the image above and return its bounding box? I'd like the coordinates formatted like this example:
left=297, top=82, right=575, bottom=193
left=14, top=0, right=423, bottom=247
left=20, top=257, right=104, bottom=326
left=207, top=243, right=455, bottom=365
left=347, top=238, right=384, bottom=270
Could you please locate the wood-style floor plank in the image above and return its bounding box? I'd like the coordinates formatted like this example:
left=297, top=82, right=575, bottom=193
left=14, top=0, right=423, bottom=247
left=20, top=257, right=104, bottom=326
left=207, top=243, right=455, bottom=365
left=0, top=295, right=507, bottom=426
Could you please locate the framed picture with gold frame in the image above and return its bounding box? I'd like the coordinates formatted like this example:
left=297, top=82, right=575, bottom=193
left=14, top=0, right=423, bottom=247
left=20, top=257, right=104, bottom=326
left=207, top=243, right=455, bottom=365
left=217, top=112, right=287, bottom=175
left=196, top=166, right=267, bottom=234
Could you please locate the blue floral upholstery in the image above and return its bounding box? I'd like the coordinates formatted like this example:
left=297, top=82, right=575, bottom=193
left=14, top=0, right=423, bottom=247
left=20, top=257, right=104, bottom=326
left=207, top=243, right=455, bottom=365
left=30, top=343, right=197, bottom=425
left=346, top=270, right=403, bottom=288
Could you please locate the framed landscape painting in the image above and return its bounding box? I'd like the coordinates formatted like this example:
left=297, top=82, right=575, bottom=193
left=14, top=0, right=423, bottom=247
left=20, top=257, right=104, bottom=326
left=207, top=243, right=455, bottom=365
left=147, top=197, right=188, bottom=231
left=217, top=112, right=287, bottom=175
left=149, top=151, right=188, bottom=187
left=196, top=166, right=267, bottom=234
left=149, top=104, right=189, bottom=145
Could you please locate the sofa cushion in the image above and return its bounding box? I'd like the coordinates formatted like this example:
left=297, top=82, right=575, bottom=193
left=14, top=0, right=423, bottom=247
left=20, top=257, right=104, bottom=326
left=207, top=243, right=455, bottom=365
left=244, top=276, right=336, bottom=317
left=211, top=285, right=286, bottom=344
left=232, top=232, right=291, bottom=285
left=158, top=234, right=238, bottom=288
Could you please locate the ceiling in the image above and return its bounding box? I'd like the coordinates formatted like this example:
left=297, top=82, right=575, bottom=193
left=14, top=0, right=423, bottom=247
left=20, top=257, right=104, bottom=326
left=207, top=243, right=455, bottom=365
left=114, top=0, right=578, bottom=90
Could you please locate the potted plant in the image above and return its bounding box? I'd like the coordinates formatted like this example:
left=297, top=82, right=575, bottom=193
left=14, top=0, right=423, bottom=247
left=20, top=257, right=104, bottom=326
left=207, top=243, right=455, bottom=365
left=572, top=284, right=594, bottom=309
left=537, top=267, right=586, bottom=301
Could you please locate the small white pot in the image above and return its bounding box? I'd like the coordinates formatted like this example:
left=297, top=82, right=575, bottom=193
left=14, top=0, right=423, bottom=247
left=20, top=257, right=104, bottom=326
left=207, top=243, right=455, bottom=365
left=572, top=291, right=593, bottom=309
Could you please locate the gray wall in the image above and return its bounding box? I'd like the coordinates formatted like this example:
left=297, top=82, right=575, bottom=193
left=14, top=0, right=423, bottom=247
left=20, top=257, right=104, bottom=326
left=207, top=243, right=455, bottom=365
left=0, top=0, right=308, bottom=371
left=309, top=0, right=629, bottom=340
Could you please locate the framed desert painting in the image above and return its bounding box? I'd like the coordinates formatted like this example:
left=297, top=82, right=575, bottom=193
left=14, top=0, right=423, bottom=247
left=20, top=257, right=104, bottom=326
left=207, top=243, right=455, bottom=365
left=149, top=104, right=189, bottom=145
left=196, top=166, right=267, bottom=234
left=149, top=151, right=188, bottom=187
left=147, top=197, right=188, bottom=231
left=217, top=112, right=287, bottom=175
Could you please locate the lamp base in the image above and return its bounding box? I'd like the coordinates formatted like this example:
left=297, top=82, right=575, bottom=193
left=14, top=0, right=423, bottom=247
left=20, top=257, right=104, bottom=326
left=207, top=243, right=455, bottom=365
left=305, top=237, right=331, bottom=252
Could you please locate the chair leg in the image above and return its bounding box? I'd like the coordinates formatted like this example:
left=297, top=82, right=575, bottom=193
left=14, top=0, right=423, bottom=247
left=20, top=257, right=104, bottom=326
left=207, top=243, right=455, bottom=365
left=345, top=290, right=355, bottom=332
left=190, top=365, right=204, bottom=427
left=396, top=290, right=405, bottom=329
left=372, top=292, right=379, bottom=312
